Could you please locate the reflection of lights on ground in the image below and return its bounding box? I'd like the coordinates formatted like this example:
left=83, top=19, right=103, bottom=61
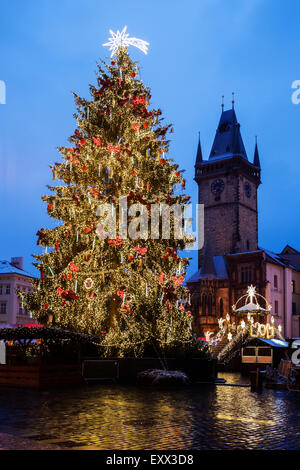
left=216, top=414, right=275, bottom=426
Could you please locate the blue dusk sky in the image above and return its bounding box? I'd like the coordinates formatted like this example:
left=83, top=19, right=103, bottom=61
left=0, top=0, right=299, bottom=277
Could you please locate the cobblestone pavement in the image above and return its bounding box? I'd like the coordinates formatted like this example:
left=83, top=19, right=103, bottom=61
left=0, top=372, right=299, bottom=450
left=0, top=432, right=64, bottom=450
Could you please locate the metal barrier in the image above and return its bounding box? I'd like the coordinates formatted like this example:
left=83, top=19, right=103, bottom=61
left=82, top=360, right=119, bottom=383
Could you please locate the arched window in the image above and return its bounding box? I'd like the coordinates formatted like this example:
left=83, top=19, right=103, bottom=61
left=219, top=298, right=224, bottom=316
left=202, top=295, right=207, bottom=315
left=208, top=294, right=212, bottom=315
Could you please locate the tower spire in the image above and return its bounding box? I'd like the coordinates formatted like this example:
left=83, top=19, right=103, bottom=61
left=221, top=95, right=224, bottom=111
left=209, top=105, right=247, bottom=160
left=195, top=131, right=203, bottom=166
left=253, top=136, right=261, bottom=168
left=232, top=92, right=235, bottom=109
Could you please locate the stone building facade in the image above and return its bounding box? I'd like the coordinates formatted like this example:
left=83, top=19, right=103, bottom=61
left=187, top=106, right=300, bottom=339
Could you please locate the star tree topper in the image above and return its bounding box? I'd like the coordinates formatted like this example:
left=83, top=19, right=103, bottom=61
left=103, top=26, right=149, bottom=56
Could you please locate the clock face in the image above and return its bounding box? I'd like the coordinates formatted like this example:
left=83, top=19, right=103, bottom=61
left=211, top=179, right=225, bottom=195
left=244, top=181, right=251, bottom=198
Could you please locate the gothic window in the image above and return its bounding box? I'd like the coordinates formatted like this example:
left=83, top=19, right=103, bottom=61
left=274, top=275, right=278, bottom=289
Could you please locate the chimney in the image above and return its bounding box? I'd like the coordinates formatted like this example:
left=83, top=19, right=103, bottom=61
left=11, top=257, right=23, bottom=270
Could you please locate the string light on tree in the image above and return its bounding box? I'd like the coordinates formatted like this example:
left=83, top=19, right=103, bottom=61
left=21, top=33, right=206, bottom=359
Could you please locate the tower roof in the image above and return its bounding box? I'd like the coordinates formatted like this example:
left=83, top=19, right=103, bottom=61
left=209, top=108, right=247, bottom=161
left=195, top=133, right=203, bottom=166
left=253, top=141, right=261, bottom=168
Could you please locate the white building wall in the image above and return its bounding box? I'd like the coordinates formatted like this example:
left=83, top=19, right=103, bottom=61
left=266, top=262, right=299, bottom=338
left=0, top=274, right=34, bottom=324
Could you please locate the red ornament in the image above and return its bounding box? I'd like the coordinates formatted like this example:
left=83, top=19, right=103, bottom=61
left=36, top=230, right=46, bottom=245
left=132, top=123, right=140, bottom=132
left=44, top=303, right=49, bottom=310
left=107, top=144, right=121, bottom=153
left=55, top=241, right=59, bottom=251
left=81, top=165, right=87, bottom=171
left=117, top=290, right=125, bottom=298
left=134, top=247, right=147, bottom=255
left=84, top=227, right=90, bottom=233
left=131, top=72, right=135, bottom=78
left=93, top=137, right=101, bottom=147
left=69, top=262, right=79, bottom=272
left=48, top=203, right=53, bottom=211
left=90, top=187, right=99, bottom=198
left=172, top=276, right=185, bottom=285
left=80, top=139, right=86, bottom=145
left=57, top=288, right=79, bottom=302
left=108, top=236, right=123, bottom=246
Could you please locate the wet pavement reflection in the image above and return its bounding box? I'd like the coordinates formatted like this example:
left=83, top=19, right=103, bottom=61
left=0, top=372, right=299, bottom=449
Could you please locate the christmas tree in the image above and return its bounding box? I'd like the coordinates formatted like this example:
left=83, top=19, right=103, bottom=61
left=24, top=34, right=199, bottom=357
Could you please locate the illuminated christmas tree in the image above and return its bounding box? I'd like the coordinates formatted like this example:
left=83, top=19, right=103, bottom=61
left=24, top=30, right=201, bottom=357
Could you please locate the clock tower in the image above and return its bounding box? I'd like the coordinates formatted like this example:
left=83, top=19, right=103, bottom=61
left=195, top=105, right=261, bottom=267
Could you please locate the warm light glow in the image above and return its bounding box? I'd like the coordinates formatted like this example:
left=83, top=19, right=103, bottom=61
left=247, top=285, right=256, bottom=301
left=103, top=26, right=149, bottom=57
left=21, top=46, right=200, bottom=359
